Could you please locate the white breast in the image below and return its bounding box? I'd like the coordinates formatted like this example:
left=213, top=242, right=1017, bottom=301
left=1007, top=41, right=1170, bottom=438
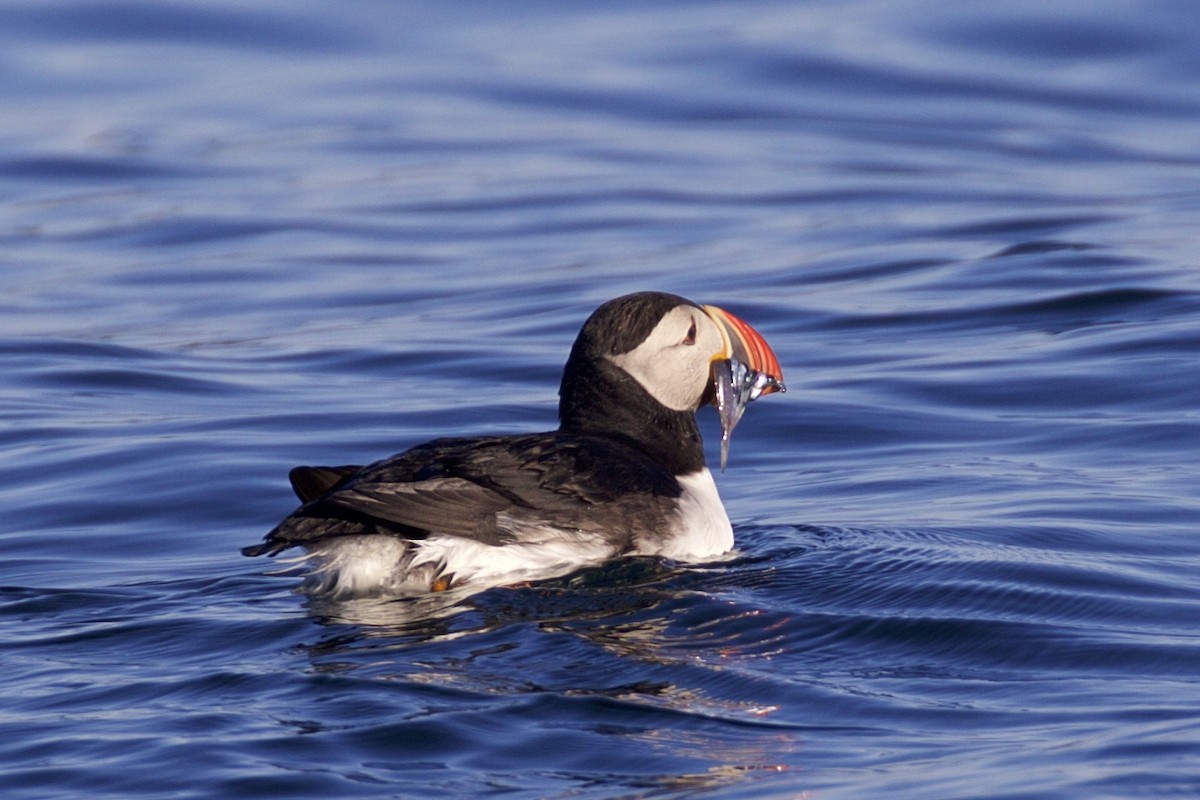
left=652, top=467, right=734, bottom=561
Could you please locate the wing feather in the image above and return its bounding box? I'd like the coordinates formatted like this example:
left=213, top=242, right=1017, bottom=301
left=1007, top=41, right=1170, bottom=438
left=289, top=465, right=360, bottom=502
left=243, top=432, right=682, bottom=557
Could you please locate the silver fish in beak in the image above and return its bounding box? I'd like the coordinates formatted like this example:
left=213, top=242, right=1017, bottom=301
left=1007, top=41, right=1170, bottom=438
left=702, top=305, right=785, bottom=471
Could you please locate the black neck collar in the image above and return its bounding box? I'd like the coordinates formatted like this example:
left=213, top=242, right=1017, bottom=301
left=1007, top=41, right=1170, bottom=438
left=558, top=355, right=706, bottom=476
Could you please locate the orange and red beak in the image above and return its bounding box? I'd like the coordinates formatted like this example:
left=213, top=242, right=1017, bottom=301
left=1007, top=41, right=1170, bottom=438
left=702, top=305, right=785, bottom=396
left=701, top=305, right=785, bottom=471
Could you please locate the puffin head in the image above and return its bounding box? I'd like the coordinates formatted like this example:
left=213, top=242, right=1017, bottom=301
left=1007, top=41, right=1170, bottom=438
left=559, top=292, right=784, bottom=469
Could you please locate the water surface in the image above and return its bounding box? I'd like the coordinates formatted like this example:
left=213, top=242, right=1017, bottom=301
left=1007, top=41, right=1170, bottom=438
left=2, top=1, right=1199, bottom=798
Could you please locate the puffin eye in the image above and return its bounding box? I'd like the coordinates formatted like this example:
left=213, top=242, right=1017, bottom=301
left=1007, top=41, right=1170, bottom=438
left=682, top=319, right=697, bottom=346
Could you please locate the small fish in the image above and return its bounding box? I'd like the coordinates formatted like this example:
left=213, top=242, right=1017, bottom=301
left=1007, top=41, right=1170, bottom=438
left=712, top=356, right=785, bottom=471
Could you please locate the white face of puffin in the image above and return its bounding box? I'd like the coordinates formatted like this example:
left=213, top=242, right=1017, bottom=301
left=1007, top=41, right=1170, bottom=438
left=608, top=300, right=785, bottom=469
left=607, top=304, right=728, bottom=412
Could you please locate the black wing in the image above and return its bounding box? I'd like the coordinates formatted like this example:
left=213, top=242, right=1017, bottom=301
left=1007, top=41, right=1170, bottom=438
left=289, top=465, right=360, bottom=502
left=242, top=432, right=681, bottom=557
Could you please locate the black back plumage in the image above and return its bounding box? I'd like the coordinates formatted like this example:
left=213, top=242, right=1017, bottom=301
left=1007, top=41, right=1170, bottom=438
left=243, top=292, right=708, bottom=558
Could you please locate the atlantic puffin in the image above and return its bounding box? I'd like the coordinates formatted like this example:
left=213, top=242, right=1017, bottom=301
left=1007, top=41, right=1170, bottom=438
left=242, top=292, right=783, bottom=597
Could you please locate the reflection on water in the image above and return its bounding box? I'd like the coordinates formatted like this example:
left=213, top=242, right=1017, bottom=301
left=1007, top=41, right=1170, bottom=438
left=301, top=555, right=804, bottom=796
left=2, top=1, right=1200, bottom=798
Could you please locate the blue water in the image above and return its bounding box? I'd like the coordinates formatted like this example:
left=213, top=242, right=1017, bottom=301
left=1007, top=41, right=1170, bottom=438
left=3, top=1, right=1199, bottom=797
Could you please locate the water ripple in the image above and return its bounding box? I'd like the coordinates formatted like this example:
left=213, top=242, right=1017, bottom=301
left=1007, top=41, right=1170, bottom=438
left=2, top=1, right=1200, bottom=798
